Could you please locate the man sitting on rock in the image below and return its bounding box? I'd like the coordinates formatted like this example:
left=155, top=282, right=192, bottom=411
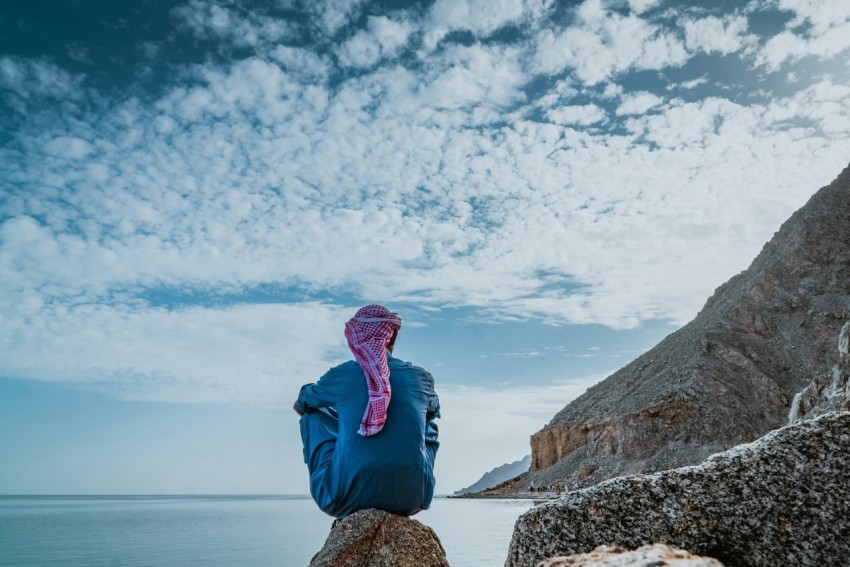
left=294, top=304, right=440, bottom=519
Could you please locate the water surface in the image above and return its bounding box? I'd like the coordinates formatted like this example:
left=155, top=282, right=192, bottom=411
left=0, top=495, right=533, bottom=566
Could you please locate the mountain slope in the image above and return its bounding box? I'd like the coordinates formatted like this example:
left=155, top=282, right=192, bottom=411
left=486, top=163, right=850, bottom=494
left=453, top=456, right=531, bottom=495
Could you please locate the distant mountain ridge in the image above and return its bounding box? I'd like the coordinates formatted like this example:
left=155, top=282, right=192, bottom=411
left=454, top=456, right=530, bottom=495
left=478, top=163, right=850, bottom=495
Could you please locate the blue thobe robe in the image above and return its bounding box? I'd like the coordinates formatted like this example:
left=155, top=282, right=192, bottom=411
left=296, top=354, right=440, bottom=518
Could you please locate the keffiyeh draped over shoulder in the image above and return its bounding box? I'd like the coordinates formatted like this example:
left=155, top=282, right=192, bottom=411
left=344, top=304, right=402, bottom=437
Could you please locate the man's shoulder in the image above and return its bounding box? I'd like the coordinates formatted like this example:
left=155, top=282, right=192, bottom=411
left=330, top=357, right=433, bottom=379
left=329, top=360, right=361, bottom=374
left=388, top=356, right=433, bottom=377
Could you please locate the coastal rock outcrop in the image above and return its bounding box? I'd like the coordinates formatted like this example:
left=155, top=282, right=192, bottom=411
left=505, top=411, right=850, bottom=567
left=485, top=165, right=850, bottom=495
left=538, top=544, right=724, bottom=566
left=309, top=509, right=449, bottom=567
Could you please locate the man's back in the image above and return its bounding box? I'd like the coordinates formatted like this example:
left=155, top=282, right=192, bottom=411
left=297, top=355, right=440, bottom=518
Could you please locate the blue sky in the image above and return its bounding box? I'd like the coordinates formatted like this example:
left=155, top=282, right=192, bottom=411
left=1, top=0, right=849, bottom=495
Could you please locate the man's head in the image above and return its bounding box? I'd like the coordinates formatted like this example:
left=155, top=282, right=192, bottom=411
left=345, top=304, right=402, bottom=354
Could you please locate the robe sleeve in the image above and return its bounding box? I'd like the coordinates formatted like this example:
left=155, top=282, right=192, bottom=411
left=425, top=375, right=440, bottom=457
left=295, top=368, right=338, bottom=413
left=426, top=389, right=441, bottom=421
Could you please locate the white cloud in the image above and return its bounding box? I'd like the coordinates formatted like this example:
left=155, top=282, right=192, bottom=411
left=616, top=91, right=663, bottom=115
left=759, top=78, right=850, bottom=132
left=157, top=57, right=319, bottom=125
left=674, top=76, right=708, bottom=90
left=0, top=56, right=85, bottom=102
left=172, top=0, right=296, bottom=49
left=270, top=46, right=333, bottom=81
left=337, top=16, right=413, bottom=68
left=369, top=15, right=415, bottom=53
left=419, top=44, right=528, bottom=110
left=547, top=103, right=607, bottom=125
left=776, top=0, right=850, bottom=36
left=601, top=83, right=623, bottom=99
left=337, top=32, right=382, bottom=68
left=683, top=15, right=752, bottom=55
left=758, top=24, right=850, bottom=70
left=757, top=31, right=807, bottom=71
left=42, top=137, right=95, bottom=160
left=430, top=0, right=524, bottom=35
left=306, top=0, right=368, bottom=37
left=755, top=0, right=850, bottom=70
left=532, top=0, right=689, bottom=84
left=534, top=78, right=580, bottom=108
left=6, top=50, right=850, bottom=343
left=423, top=0, right=544, bottom=49
left=628, top=0, right=663, bottom=14
left=0, top=296, right=349, bottom=404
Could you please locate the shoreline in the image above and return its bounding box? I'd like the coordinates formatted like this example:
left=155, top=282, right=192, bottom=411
left=448, top=492, right=561, bottom=501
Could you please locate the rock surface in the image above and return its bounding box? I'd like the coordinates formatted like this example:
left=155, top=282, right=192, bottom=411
left=538, top=544, right=724, bottom=566
left=309, top=509, right=449, bottom=567
left=505, top=411, right=850, bottom=567
left=483, top=164, right=850, bottom=495
left=789, top=321, right=850, bottom=423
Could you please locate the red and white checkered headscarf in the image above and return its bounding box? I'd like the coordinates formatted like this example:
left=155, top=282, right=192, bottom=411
left=344, top=304, right=402, bottom=437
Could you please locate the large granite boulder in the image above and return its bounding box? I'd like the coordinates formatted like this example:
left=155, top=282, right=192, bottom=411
left=309, top=508, right=449, bottom=567
left=506, top=411, right=850, bottom=567
left=538, top=544, right=724, bottom=566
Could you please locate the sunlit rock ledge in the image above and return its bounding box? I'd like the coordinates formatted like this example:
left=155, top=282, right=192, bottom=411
left=538, top=544, right=724, bottom=566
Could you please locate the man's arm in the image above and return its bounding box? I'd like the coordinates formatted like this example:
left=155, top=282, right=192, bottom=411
left=425, top=373, right=440, bottom=456
left=425, top=369, right=441, bottom=421
left=293, top=369, right=338, bottom=415
left=426, top=390, right=441, bottom=421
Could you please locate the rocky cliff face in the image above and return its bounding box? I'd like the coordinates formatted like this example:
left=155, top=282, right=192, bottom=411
left=788, top=321, right=850, bottom=423
left=513, top=165, right=850, bottom=491
left=506, top=411, right=850, bottom=567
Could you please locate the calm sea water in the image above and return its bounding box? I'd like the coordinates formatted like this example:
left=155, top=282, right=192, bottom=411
left=0, top=496, right=534, bottom=567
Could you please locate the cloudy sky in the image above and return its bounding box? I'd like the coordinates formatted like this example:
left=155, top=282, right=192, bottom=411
left=1, top=0, right=849, bottom=495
